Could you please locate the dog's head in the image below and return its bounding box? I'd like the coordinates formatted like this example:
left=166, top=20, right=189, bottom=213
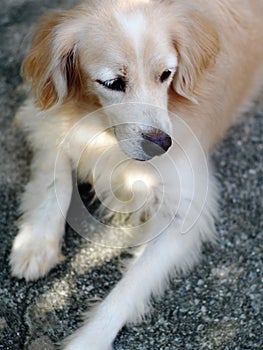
left=22, top=0, right=219, bottom=161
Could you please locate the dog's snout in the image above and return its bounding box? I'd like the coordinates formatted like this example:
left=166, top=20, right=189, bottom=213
left=141, top=129, right=172, bottom=158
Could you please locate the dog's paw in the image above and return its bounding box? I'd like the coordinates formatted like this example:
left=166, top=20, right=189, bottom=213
left=63, top=343, right=113, bottom=350
left=10, top=228, right=64, bottom=281
left=62, top=329, right=114, bottom=350
left=62, top=342, right=113, bottom=350
left=63, top=339, right=113, bottom=350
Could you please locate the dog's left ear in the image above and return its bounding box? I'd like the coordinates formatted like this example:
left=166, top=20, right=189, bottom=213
left=172, top=11, right=220, bottom=102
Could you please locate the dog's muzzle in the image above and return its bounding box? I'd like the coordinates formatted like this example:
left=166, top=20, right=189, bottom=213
left=113, top=125, right=172, bottom=161
left=141, top=128, right=172, bottom=158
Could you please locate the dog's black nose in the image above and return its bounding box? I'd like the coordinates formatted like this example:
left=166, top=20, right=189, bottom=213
left=141, top=129, right=172, bottom=158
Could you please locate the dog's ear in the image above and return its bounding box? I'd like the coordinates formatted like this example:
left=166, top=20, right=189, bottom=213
left=22, top=11, right=85, bottom=110
left=172, top=12, right=219, bottom=102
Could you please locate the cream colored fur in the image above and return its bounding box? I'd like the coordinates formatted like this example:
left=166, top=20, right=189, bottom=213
left=10, top=1, right=263, bottom=349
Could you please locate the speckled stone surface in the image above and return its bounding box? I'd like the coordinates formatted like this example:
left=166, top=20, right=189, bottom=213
left=0, top=1, right=262, bottom=349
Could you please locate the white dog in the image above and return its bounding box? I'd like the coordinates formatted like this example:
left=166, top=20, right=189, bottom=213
left=10, top=0, right=263, bottom=349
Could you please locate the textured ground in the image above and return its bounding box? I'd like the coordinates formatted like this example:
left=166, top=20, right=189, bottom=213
left=0, top=1, right=262, bottom=349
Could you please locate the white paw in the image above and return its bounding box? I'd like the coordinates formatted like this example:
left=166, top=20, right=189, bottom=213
left=62, top=328, right=114, bottom=350
left=63, top=342, right=113, bottom=350
left=10, top=227, right=64, bottom=281
left=63, top=341, right=113, bottom=350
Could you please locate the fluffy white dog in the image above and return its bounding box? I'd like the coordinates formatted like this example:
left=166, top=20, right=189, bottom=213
left=10, top=0, right=263, bottom=349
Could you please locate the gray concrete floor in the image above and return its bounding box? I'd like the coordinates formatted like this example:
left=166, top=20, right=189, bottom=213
left=0, top=1, right=262, bottom=349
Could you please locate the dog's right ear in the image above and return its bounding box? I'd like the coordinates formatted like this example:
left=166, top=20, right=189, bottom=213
left=172, top=10, right=219, bottom=102
left=22, top=11, right=85, bottom=110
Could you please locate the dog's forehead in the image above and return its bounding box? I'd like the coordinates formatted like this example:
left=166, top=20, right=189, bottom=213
left=80, top=6, right=178, bottom=78
left=112, top=10, right=177, bottom=67
left=114, top=10, right=146, bottom=57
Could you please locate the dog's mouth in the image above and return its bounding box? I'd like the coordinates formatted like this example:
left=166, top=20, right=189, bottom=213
left=114, top=126, right=172, bottom=161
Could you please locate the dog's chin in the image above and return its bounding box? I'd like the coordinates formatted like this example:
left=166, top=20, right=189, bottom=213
left=118, top=143, right=152, bottom=162
left=113, top=128, right=152, bottom=161
left=117, top=136, right=171, bottom=161
left=132, top=155, right=151, bottom=162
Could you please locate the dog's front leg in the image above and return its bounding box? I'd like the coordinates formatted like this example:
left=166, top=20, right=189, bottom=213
left=63, top=184, right=216, bottom=350
left=10, top=148, right=72, bottom=281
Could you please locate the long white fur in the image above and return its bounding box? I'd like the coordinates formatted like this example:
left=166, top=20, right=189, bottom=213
left=10, top=0, right=263, bottom=349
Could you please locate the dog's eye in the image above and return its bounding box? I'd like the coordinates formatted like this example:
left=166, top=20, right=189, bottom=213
left=160, top=69, right=172, bottom=83
left=97, top=77, right=126, bottom=92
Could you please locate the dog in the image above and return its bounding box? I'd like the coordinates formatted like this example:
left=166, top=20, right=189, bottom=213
left=10, top=0, right=263, bottom=349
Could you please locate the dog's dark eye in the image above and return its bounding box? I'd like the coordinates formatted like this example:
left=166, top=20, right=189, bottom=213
left=97, top=77, right=126, bottom=92
left=160, top=69, right=172, bottom=83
